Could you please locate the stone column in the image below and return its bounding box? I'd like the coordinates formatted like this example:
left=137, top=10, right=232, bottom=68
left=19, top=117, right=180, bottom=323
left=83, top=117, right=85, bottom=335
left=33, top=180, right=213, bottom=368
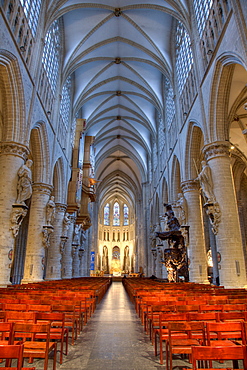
left=203, top=141, right=246, bottom=288
left=79, top=249, right=85, bottom=277
left=61, top=214, right=76, bottom=279
left=22, top=183, right=52, bottom=283
left=45, top=203, right=67, bottom=280
left=0, top=142, right=29, bottom=286
left=72, top=244, right=80, bottom=277
left=182, top=180, right=209, bottom=284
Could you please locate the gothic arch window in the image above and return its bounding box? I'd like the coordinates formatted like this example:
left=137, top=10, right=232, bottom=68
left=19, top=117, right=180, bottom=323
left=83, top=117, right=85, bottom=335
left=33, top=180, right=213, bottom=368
left=60, top=76, right=71, bottom=130
left=123, top=204, right=129, bottom=226
left=42, top=20, right=60, bottom=93
left=20, top=0, right=41, bottom=35
left=175, top=22, right=194, bottom=94
left=113, top=202, right=120, bottom=226
left=112, top=246, right=120, bottom=260
left=103, top=203, right=110, bottom=226
left=194, top=0, right=213, bottom=37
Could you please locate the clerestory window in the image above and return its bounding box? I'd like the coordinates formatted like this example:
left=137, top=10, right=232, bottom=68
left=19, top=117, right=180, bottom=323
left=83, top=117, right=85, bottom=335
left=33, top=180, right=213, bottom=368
left=175, top=22, right=194, bottom=94
left=42, top=20, right=60, bottom=93
left=20, top=0, right=41, bottom=35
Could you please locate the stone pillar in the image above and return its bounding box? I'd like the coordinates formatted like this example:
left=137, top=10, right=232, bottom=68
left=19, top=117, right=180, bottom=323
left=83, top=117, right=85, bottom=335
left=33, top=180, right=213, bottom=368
left=79, top=249, right=85, bottom=277
left=72, top=244, right=80, bottom=277
left=45, top=203, right=67, bottom=280
left=203, top=141, right=246, bottom=288
left=182, top=180, right=209, bottom=284
left=0, top=142, right=29, bottom=286
left=61, top=214, right=75, bottom=279
left=22, top=183, right=52, bottom=283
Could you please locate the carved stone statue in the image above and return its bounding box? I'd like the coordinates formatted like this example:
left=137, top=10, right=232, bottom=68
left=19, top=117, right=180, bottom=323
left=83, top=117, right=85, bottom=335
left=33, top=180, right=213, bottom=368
left=62, top=212, right=71, bottom=237
left=46, top=195, right=55, bottom=226
left=197, top=160, right=215, bottom=203
left=73, top=224, right=81, bottom=245
left=16, top=159, right=33, bottom=205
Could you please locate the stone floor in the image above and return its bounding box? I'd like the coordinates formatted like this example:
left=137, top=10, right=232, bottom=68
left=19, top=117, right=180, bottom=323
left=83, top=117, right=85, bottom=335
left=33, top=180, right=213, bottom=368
left=7, top=281, right=239, bottom=370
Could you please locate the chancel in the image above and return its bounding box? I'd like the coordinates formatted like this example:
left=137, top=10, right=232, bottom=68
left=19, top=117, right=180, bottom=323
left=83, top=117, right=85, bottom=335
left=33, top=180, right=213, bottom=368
left=1, top=0, right=247, bottom=369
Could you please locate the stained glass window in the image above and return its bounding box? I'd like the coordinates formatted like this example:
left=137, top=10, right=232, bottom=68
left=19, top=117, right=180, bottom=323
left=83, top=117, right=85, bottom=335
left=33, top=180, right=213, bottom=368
left=42, top=20, right=60, bottom=93
left=194, top=0, right=214, bottom=37
left=20, top=0, right=41, bottom=35
left=113, top=202, right=120, bottom=226
left=103, top=203, right=110, bottom=226
left=123, top=204, right=129, bottom=225
left=175, top=22, right=194, bottom=94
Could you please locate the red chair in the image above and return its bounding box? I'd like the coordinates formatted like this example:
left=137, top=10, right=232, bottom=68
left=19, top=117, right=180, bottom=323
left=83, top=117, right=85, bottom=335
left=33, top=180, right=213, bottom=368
left=154, top=312, right=187, bottom=365
left=12, top=322, right=57, bottom=370
left=0, top=322, right=13, bottom=345
left=35, top=312, right=68, bottom=364
left=189, top=345, right=247, bottom=369
left=166, top=321, right=205, bottom=370
left=0, top=343, right=35, bottom=370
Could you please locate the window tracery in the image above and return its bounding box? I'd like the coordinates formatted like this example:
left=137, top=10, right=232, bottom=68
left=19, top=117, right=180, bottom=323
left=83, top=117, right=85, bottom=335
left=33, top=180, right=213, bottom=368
left=113, top=202, right=120, bottom=226
left=20, top=0, right=41, bottom=35
left=42, top=20, right=60, bottom=93
left=60, top=76, right=71, bottom=130
left=175, top=22, right=194, bottom=94
left=194, top=0, right=213, bottom=37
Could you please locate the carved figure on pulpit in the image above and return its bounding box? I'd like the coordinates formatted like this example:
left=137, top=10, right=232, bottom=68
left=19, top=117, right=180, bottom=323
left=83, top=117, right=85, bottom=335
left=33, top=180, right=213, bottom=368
left=172, top=193, right=187, bottom=226
left=164, top=204, right=181, bottom=231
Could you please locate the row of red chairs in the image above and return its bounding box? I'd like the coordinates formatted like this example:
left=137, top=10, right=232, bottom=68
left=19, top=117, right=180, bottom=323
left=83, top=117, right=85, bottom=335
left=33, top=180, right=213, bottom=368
left=123, top=278, right=247, bottom=368
left=0, top=277, right=112, bottom=369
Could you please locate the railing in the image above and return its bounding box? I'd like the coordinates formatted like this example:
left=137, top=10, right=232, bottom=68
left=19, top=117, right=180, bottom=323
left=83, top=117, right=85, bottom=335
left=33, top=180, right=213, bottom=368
left=2, top=0, right=35, bottom=68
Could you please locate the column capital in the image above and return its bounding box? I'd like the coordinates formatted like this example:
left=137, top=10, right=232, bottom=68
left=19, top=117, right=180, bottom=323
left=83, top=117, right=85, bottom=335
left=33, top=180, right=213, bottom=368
left=0, top=142, right=30, bottom=160
left=181, top=179, right=200, bottom=193
left=203, top=141, right=230, bottom=161
left=32, top=183, right=53, bottom=195
left=55, top=203, right=67, bottom=213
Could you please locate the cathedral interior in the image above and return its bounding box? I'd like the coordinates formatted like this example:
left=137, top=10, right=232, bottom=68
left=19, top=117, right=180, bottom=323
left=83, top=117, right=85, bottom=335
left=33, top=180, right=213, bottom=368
left=0, top=0, right=247, bottom=290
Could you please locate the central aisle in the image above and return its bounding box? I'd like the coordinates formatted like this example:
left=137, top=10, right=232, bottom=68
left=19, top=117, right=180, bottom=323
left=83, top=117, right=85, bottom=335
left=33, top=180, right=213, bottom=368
left=60, top=281, right=165, bottom=370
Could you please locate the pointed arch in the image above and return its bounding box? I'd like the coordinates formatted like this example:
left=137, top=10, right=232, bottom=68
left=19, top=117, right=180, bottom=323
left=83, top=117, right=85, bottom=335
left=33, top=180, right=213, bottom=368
left=0, top=50, right=27, bottom=143
left=209, top=53, right=247, bottom=142
left=184, top=122, right=204, bottom=180
left=170, top=155, right=181, bottom=201
left=53, top=157, right=66, bottom=203
left=30, top=122, right=51, bottom=184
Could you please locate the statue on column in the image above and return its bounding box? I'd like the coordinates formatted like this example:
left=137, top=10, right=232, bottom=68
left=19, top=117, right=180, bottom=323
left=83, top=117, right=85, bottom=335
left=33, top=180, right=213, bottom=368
left=46, top=196, right=55, bottom=226
left=196, top=160, right=215, bottom=203
left=73, top=224, right=81, bottom=245
left=62, top=212, right=71, bottom=237
left=16, top=159, right=33, bottom=205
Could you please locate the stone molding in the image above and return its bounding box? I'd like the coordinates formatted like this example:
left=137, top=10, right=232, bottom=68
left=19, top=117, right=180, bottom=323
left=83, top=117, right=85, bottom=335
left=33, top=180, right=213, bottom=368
left=0, top=142, right=29, bottom=160
left=32, top=183, right=53, bottom=195
left=203, top=141, right=230, bottom=161
left=181, top=179, right=200, bottom=193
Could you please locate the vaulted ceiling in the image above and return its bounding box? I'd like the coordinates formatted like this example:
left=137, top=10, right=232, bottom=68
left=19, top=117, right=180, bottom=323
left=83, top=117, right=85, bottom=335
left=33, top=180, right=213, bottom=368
left=49, top=1, right=189, bottom=206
